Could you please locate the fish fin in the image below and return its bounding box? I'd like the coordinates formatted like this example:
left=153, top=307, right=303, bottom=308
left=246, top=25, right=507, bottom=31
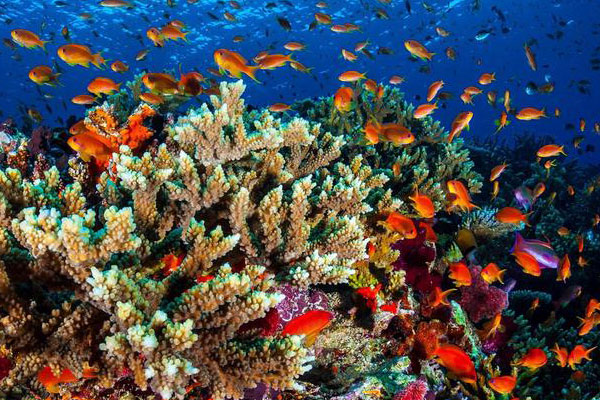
left=304, top=332, right=318, bottom=347
left=79, top=152, right=91, bottom=162
left=243, top=65, right=261, bottom=84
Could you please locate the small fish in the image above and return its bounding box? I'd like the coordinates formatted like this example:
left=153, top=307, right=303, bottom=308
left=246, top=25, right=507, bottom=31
left=434, top=344, right=477, bottom=384
left=71, top=95, right=96, bottom=105
left=446, top=180, right=477, bottom=212
left=11, top=29, right=48, bottom=50
left=409, top=189, right=435, bottom=218
left=513, top=348, right=548, bottom=370
left=586, top=299, right=600, bottom=317
left=404, top=40, right=434, bottom=61
left=276, top=17, right=292, bottom=31
left=282, top=310, right=333, bottom=346
left=356, top=283, right=382, bottom=313
left=28, top=65, right=60, bottom=86
left=268, top=103, right=291, bottom=112
left=385, top=212, right=417, bottom=239
left=161, top=253, right=184, bottom=275
left=567, top=345, right=595, bottom=370
left=496, top=207, right=530, bottom=225
left=481, top=262, right=505, bottom=284
left=430, top=287, right=456, bottom=307
left=489, top=164, right=507, bottom=181
left=537, top=144, right=566, bottom=157
left=488, top=375, right=516, bottom=394
left=557, top=254, right=571, bottom=282
left=338, top=71, right=366, bottom=82
left=448, top=111, right=473, bottom=143
left=478, top=72, right=496, bottom=85
left=413, top=102, right=437, bottom=119
left=87, top=77, right=121, bottom=96
left=552, top=343, right=569, bottom=367
left=426, top=80, right=444, bottom=102
left=513, top=250, right=541, bottom=276
left=449, top=261, right=472, bottom=286
left=333, top=87, right=354, bottom=113
left=139, top=92, right=165, bottom=105
left=524, top=44, right=537, bottom=71
left=516, top=107, right=546, bottom=120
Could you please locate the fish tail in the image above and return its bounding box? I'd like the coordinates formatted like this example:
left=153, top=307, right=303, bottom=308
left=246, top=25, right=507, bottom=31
left=243, top=65, right=261, bottom=83
left=91, top=53, right=106, bottom=69
left=181, top=31, right=190, bottom=43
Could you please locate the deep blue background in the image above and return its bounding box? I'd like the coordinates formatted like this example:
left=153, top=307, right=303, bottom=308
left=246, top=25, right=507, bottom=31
left=0, top=0, right=598, bottom=163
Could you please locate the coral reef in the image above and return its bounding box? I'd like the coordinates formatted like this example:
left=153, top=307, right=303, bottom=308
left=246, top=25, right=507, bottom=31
left=0, top=79, right=492, bottom=400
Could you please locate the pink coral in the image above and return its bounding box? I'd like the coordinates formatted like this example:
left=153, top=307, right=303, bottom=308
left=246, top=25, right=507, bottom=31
left=458, top=265, right=508, bottom=323
left=393, top=378, right=428, bottom=400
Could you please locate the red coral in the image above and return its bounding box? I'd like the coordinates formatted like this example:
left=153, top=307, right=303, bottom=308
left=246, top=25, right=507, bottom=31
left=391, top=225, right=439, bottom=295
left=458, top=265, right=508, bottom=323
left=393, top=378, right=428, bottom=400
left=0, top=356, right=11, bottom=380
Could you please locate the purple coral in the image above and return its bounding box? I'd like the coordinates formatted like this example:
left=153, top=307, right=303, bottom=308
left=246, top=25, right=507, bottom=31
left=458, top=265, right=508, bottom=323
left=393, top=378, right=428, bottom=400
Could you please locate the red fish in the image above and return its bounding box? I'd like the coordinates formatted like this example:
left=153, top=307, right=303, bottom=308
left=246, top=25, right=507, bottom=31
left=356, top=283, right=382, bottom=313
left=567, top=345, right=595, bottom=369
left=513, top=348, right=547, bottom=370
left=449, top=261, right=472, bottom=287
left=282, top=310, right=333, bottom=346
left=434, top=344, right=477, bottom=384
left=488, top=375, right=516, bottom=394
left=37, top=367, right=78, bottom=393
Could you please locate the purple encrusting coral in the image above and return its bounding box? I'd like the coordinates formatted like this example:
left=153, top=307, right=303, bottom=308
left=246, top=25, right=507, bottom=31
left=458, top=265, right=508, bottom=323
left=275, top=283, right=330, bottom=330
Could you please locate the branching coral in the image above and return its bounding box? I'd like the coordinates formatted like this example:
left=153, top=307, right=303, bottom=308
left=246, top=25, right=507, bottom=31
left=0, top=79, right=487, bottom=400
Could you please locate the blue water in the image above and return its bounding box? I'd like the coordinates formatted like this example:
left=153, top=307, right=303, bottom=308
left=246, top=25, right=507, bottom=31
left=1, top=0, right=599, bottom=163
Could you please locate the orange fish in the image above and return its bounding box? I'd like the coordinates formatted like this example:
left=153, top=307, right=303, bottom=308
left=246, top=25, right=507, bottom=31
left=37, top=367, right=77, bottom=394
left=524, top=44, right=537, bottom=71
left=512, top=251, right=541, bottom=277
left=533, top=182, right=546, bottom=199
left=579, top=117, right=586, bottom=132
left=67, top=132, right=115, bottom=164
left=161, top=253, right=184, bottom=275
left=491, top=180, right=500, bottom=200
left=413, top=103, right=438, bottom=119
left=110, top=60, right=129, bottom=73
left=430, top=287, right=456, bottom=307
left=356, top=283, right=382, bottom=313
left=404, top=40, right=434, bottom=61
left=567, top=345, right=595, bottom=369
left=314, top=12, right=332, bottom=24
left=409, top=190, right=435, bottom=218
left=282, top=310, right=333, bottom=346
left=178, top=71, right=204, bottom=96
left=139, top=92, right=164, bottom=105
left=586, top=299, right=600, bottom=317
left=257, top=54, right=294, bottom=69
left=341, top=48, right=358, bottom=61
left=87, top=77, right=120, bottom=96
left=284, top=41, right=305, bottom=51
left=489, top=164, right=507, bottom=181
left=464, top=86, right=482, bottom=96
left=338, top=70, right=366, bottom=82
left=577, top=255, right=588, bottom=268
left=577, top=235, right=584, bottom=253
left=71, top=95, right=96, bottom=105
left=516, top=107, right=546, bottom=120
left=266, top=103, right=289, bottom=113
left=419, top=221, right=438, bottom=242
left=487, top=91, right=497, bottom=106
left=552, top=343, right=569, bottom=367
left=537, top=144, right=566, bottom=157
left=478, top=72, right=496, bottom=85
left=385, top=212, right=417, bottom=239
left=363, top=120, right=381, bottom=145
left=488, top=375, right=516, bottom=394
left=494, top=111, right=510, bottom=133
left=448, top=111, right=473, bottom=143
left=214, top=49, right=260, bottom=82
left=557, top=254, right=571, bottom=282
left=513, top=348, right=547, bottom=370
left=445, top=46, right=456, bottom=60
left=379, top=123, right=415, bottom=145
left=28, top=65, right=60, bottom=86
left=449, top=261, right=472, bottom=287
left=503, top=89, right=511, bottom=112
left=161, top=25, right=189, bottom=42
left=446, top=180, right=477, bottom=212
left=460, top=92, right=473, bottom=105
left=433, top=344, right=477, bottom=384
left=577, top=314, right=599, bottom=336
left=481, top=262, right=505, bottom=284
left=436, top=26, right=450, bottom=37
left=496, top=207, right=530, bottom=225
left=142, top=73, right=179, bottom=95
left=480, top=313, right=504, bottom=339
left=11, top=29, right=48, bottom=50
left=389, top=75, right=405, bottom=85
left=426, top=80, right=444, bottom=102
left=528, top=297, right=540, bottom=313
left=57, top=44, right=106, bottom=68
left=334, top=87, right=354, bottom=113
